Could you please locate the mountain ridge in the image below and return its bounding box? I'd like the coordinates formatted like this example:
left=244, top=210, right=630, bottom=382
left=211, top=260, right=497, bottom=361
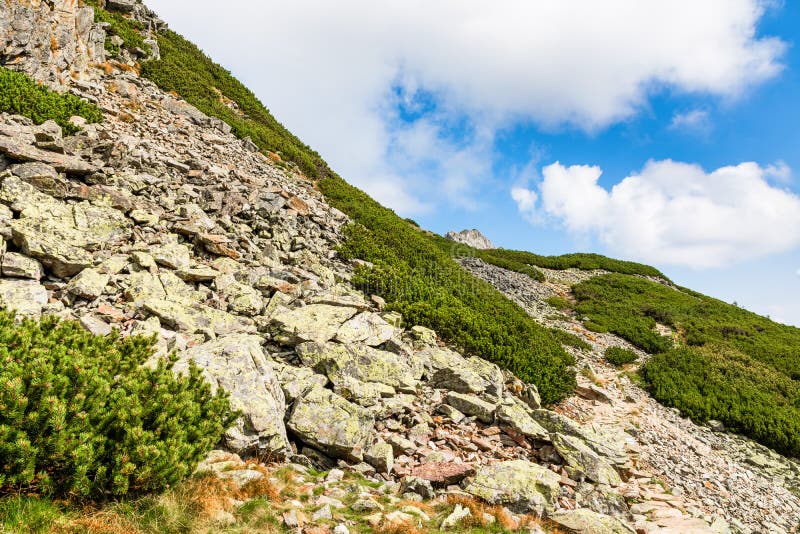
left=0, top=1, right=798, bottom=533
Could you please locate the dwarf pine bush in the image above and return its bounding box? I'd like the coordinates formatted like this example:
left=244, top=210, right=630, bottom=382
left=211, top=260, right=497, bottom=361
left=0, top=311, right=235, bottom=501
left=0, top=67, right=103, bottom=134
left=604, top=347, right=638, bottom=366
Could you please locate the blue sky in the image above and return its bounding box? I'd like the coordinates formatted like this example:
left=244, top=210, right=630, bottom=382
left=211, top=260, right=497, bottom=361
left=148, top=0, right=800, bottom=325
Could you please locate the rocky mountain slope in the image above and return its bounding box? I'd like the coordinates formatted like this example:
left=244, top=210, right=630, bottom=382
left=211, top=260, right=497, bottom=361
left=0, top=1, right=798, bottom=533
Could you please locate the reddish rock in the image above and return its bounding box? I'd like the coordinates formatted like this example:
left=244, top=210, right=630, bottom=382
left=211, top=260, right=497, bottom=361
left=410, top=461, right=475, bottom=487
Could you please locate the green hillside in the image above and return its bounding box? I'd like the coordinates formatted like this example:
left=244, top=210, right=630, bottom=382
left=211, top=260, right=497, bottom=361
left=573, top=274, right=800, bottom=457
left=122, top=7, right=800, bottom=455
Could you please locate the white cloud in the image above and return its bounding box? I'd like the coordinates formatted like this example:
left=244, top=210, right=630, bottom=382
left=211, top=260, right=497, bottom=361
left=528, top=160, right=800, bottom=268
left=511, top=187, right=539, bottom=223
left=146, top=0, right=785, bottom=214
left=669, top=109, right=711, bottom=133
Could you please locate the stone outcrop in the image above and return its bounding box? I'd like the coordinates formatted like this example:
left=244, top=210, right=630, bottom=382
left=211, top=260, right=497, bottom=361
left=0, top=4, right=795, bottom=532
left=445, top=228, right=494, bottom=250
left=0, top=0, right=105, bottom=86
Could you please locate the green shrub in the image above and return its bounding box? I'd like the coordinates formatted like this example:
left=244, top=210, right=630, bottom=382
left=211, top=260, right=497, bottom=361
left=0, top=311, right=235, bottom=501
left=140, top=30, right=328, bottom=179
left=641, top=346, right=800, bottom=457
left=574, top=273, right=800, bottom=457
left=319, top=177, right=576, bottom=404
left=481, top=249, right=666, bottom=280
left=604, top=347, right=638, bottom=366
left=546, top=296, right=572, bottom=310
left=0, top=67, right=103, bottom=135
left=549, top=328, right=592, bottom=351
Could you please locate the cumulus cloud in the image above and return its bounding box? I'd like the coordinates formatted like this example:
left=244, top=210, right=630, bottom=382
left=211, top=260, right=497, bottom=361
left=512, top=160, right=800, bottom=268
left=518, top=160, right=800, bottom=268
left=146, top=0, right=784, bottom=214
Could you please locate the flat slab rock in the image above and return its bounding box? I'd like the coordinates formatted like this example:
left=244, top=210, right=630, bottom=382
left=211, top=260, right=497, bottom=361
left=409, top=461, right=474, bottom=487
left=0, top=137, right=96, bottom=175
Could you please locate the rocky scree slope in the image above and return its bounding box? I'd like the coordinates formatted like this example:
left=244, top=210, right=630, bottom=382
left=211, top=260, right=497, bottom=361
left=461, top=257, right=800, bottom=533
left=0, top=1, right=795, bottom=533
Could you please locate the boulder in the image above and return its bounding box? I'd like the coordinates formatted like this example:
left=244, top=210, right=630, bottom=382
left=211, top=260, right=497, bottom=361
left=410, top=461, right=474, bottom=487
left=271, top=304, right=358, bottom=344
left=0, top=279, right=48, bottom=318
left=287, top=385, right=375, bottom=461
left=399, top=476, right=435, bottom=499
left=464, top=459, right=561, bottom=515
left=275, top=364, right=329, bottom=402
left=0, top=137, right=96, bottom=175
left=336, top=311, right=396, bottom=346
left=551, top=433, right=622, bottom=486
left=6, top=187, right=130, bottom=278
left=152, top=242, right=191, bottom=271
left=66, top=268, right=109, bottom=300
left=495, top=398, right=549, bottom=441
left=175, top=335, right=290, bottom=456
left=140, top=298, right=255, bottom=337
left=364, top=440, right=394, bottom=474
left=445, top=392, right=496, bottom=423
left=297, top=341, right=420, bottom=390
left=549, top=509, right=635, bottom=534
left=531, top=409, right=628, bottom=465
left=1, top=252, right=43, bottom=280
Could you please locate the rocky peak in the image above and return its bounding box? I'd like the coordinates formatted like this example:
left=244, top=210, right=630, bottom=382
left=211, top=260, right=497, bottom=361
left=445, top=228, right=494, bottom=250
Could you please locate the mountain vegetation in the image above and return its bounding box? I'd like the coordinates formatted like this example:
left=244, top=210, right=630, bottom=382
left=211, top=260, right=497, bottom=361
left=0, top=67, right=103, bottom=134
left=319, top=177, right=577, bottom=404
left=80, top=2, right=799, bottom=456
left=0, top=311, right=235, bottom=501
left=572, top=274, right=800, bottom=456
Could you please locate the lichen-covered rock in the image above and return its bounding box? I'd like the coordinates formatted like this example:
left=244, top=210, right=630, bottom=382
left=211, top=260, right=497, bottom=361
left=297, top=341, right=420, bottom=390
left=275, top=363, right=329, bottom=402
left=531, top=409, right=628, bottom=466
left=140, top=298, right=255, bottom=337
left=445, top=392, right=496, bottom=423
left=549, top=509, right=635, bottom=534
left=333, top=375, right=395, bottom=407
left=364, top=440, right=394, bottom=474
left=1, top=251, right=43, bottom=280
left=175, top=335, right=290, bottom=456
left=495, top=398, right=549, bottom=441
left=272, top=304, right=358, bottom=344
left=429, top=366, right=487, bottom=394
left=0, top=279, right=47, bottom=318
left=336, top=311, right=396, bottom=346
left=287, top=385, right=375, bottom=461
left=152, top=241, right=191, bottom=270
left=6, top=183, right=130, bottom=278
left=465, top=459, right=561, bottom=515
left=66, top=268, right=109, bottom=300
left=551, top=433, right=622, bottom=486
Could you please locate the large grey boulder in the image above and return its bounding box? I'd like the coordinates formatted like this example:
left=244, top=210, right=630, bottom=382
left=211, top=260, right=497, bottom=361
left=531, top=409, right=628, bottom=466
left=551, top=433, right=622, bottom=486
left=297, top=341, right=420, bottom=390
left=0, top=279, right=48, bottom=318
left=336, top=311, right=396, bottom=346
left=495, top=398, right=549, bottom=441
left=287, top=385, right=375, bottom=462
left=271, top=304, right=358, bottom=344
left=175, top=335, right=290, bottom=456
left=549, top=509, right=635, bottom=534
left=465, top=459, right=561, bottom=515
